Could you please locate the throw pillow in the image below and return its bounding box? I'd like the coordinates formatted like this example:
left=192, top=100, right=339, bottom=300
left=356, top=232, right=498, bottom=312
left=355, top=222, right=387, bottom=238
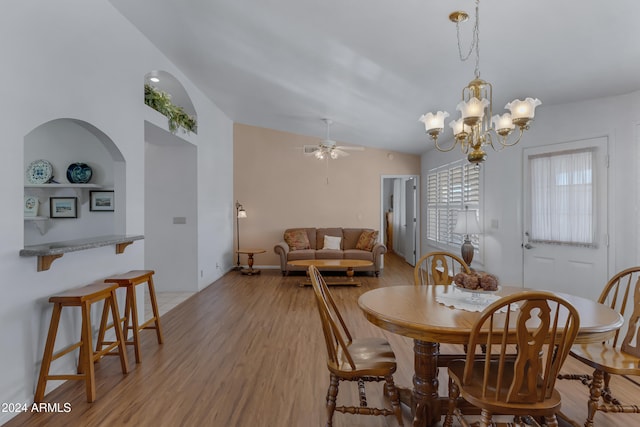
left=323, top=235, right=341, bottom=250
left=284, top=229, right=311, bottom=251
left=355, top=230, right=379, bottom=251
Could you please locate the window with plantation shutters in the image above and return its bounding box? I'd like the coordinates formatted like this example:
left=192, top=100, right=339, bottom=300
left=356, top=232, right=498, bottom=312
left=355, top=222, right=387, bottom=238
left=426, top=159, right=481, bottom=252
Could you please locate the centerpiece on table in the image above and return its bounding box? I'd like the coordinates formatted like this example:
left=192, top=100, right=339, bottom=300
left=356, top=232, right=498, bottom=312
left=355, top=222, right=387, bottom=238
left=453, top=271, right=500, bottom=291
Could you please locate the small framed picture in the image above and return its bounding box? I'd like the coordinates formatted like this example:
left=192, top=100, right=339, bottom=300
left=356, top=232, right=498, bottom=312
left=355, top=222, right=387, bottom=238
left=90, top=191, right=115, bottom=212
left=50, top=197, right=78, bottom=218
left=24, top=195, right=40, bottom=217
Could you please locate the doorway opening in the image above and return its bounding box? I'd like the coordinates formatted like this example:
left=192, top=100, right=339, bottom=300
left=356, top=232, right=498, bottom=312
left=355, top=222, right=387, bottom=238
left=381, top=175, right=419, bottom=267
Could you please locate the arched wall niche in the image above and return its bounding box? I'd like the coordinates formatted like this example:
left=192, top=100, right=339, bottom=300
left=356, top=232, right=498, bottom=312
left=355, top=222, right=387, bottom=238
left=145, top=70, right=198, bottom=132
left=24, top=118, right=126, bottom=245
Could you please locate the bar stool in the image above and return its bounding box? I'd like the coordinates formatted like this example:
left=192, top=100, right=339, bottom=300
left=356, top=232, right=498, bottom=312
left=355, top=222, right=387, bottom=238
left=99, top=270, right=163, bottom=363
left=35, top=282, right=129, bottom=403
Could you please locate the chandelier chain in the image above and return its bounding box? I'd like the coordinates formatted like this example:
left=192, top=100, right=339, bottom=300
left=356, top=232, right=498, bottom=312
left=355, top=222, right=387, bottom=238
left=456, top=0, right=481, bottom=79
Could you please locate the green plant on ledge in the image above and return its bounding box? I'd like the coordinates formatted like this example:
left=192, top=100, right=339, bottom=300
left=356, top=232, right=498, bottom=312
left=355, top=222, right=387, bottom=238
left=144, top=84, right=197, bottom=134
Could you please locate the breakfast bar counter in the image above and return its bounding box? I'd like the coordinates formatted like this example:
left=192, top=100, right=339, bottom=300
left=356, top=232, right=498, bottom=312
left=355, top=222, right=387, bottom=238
left=20, top=234, right=144, bottom=271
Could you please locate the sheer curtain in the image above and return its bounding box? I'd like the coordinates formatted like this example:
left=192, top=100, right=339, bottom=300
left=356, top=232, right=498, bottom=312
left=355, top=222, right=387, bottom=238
left=529, top=149, right=594, bottom=245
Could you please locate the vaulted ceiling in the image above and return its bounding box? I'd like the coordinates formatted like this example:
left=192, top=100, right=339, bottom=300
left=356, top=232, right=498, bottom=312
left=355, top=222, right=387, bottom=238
left=110, top=0, right=640, bottom=154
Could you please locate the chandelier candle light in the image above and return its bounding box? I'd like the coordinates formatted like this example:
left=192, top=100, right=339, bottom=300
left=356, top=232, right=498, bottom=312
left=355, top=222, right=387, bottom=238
left=419, top=0, right=541, bottom=164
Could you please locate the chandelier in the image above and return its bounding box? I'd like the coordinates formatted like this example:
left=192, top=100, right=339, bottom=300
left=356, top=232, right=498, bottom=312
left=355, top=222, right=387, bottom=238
left=419, top=0, right=541, bottom=164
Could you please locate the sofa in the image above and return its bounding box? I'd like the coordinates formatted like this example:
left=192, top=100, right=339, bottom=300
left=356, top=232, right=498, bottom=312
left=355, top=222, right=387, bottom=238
left=273, top=227, right=386, bottom=276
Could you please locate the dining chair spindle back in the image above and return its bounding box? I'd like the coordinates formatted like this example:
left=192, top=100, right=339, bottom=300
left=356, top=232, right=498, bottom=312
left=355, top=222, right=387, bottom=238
left=560, top=266, right=640, bottom=426
left=308, top=265, right=404, bottom=427
left=414, top=251, right=471, bottom=286
left=444, top=291, right=580, bottom=427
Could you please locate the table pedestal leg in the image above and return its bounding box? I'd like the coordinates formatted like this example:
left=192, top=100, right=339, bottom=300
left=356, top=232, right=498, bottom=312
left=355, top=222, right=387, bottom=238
left=346, top=267, right=355, bottom=281
left=241, top=253, right=261, bottom=275
left=412, top=340, right=440, bottom=427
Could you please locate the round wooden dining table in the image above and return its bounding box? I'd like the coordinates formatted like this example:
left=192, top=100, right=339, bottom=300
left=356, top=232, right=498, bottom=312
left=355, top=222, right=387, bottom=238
left=358, top=285, right=624, bottom=427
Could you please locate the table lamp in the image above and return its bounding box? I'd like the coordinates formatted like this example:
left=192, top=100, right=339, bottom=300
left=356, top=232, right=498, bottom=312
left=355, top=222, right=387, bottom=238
left=235, top=201, right=247, bottom=269
left=453, top=206, right=481, bottom=265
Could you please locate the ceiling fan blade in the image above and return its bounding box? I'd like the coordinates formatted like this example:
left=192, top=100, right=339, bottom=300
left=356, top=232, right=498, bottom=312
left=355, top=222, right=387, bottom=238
left=332, top=149, right=350, bottom=157
left=335, top=145, right=364, bottom=151
left=303, top=145, right=320, bottom=154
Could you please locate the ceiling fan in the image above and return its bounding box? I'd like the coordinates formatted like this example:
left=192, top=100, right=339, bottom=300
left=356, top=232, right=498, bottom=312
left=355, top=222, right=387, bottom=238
left=303, top=119, right=364, bottom=160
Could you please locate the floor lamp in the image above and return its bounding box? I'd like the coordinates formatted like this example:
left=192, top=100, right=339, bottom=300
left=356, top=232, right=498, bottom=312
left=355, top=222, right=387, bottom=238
left=454, top=206, right=481, bottom=266
left=235, top=201, right=247, bottom=269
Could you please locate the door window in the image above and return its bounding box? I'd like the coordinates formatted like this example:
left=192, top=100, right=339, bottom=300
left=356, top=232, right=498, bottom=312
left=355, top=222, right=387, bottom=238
left=529, top=149, right=595, bottom=246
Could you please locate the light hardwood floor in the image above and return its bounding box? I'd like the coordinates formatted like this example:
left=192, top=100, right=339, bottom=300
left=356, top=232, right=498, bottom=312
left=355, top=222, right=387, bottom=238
left=5, top=253, right=640, bottom=426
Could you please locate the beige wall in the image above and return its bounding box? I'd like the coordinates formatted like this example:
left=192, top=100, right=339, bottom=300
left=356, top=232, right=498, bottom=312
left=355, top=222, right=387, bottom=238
left=234, top=123, right=421, bottom=267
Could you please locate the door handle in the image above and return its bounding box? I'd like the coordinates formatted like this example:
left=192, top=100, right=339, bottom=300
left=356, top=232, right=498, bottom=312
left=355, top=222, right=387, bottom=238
left=523, top=231, right=534, bottom=249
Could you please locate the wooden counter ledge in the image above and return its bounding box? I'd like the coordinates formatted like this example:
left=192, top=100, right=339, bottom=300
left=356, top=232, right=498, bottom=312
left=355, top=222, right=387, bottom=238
left=20, top=235, right=144, bottom=271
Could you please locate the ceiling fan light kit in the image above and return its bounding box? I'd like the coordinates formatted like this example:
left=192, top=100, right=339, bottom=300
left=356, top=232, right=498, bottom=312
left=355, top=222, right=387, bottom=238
left=303, top=118, right=363, bottom=160
left=419, top=0, right=541, bottom=164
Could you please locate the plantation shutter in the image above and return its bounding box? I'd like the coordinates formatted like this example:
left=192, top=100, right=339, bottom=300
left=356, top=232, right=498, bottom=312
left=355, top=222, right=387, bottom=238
left=426, top=160, right=481, bottom=251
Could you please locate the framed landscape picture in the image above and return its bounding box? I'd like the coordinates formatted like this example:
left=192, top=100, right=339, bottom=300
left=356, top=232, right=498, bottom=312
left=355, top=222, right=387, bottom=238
left=50, top=197, right=78, bottom=218
left=90, top=191, right=115, bottom=212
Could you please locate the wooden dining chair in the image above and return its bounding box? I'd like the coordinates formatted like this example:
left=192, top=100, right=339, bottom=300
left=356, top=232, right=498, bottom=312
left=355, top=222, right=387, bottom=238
left=414, top=251, right=472, bottom=365
left=444, top=291, right=580, bottom=427
left=559, top=266, right=640, bottom=427
left=308, top=265, right=404, bottom=427
left=414, top=251, right=471, bottom=286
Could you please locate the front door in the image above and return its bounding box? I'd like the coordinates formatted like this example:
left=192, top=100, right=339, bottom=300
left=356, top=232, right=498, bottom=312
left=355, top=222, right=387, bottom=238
left=522, top=137, right=608, bottom=301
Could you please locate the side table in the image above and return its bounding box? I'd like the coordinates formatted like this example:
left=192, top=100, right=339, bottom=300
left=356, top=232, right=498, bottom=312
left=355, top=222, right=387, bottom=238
left=236, top=248, right=266, bottom=275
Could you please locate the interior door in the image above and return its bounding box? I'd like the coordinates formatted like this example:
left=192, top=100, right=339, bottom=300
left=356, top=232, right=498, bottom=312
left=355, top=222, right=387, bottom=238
left=404, top=177, right=417, bottom=266
left=522, top=137, right=608, bottom=301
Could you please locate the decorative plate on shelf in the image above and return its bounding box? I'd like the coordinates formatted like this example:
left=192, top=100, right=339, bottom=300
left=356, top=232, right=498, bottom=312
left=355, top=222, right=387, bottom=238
left=66, top=162, right=92, bottom=183
left=26, top=159, right=53, bottom=184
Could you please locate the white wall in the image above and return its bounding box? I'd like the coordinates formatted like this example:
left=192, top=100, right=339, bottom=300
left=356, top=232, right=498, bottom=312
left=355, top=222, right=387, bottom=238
left=421, top=90, right=640, bottom=285
left=144, top=124, right=198, bottom=292
left=0, top=1, right=233, bottom=423
left=197, top=97, right=235, bottom=288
